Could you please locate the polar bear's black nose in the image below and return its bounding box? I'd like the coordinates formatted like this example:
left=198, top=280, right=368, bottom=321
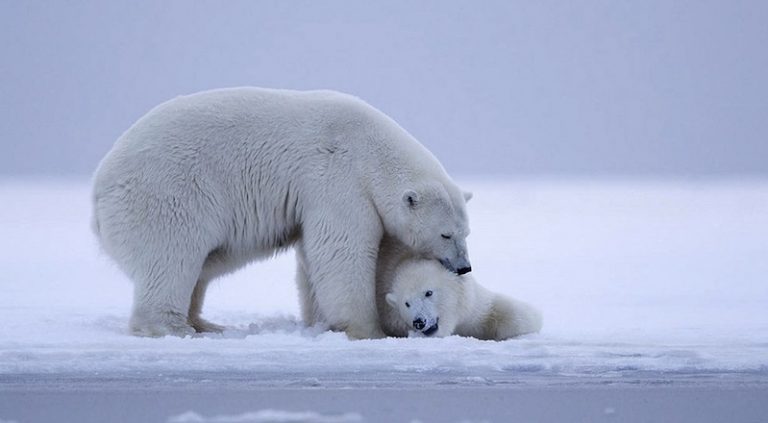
left=456, top=266, right=472, bottom=275
left=413, top=318, right=426, bottom=330
left=422, top=323, right=439, bottom=336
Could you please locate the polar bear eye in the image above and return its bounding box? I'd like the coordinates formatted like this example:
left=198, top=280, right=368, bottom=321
left=405, top=302, right=410, bottom=308
left=425, top=290, right=433, bottom=297
left=441, top=234, right=452, bottom=240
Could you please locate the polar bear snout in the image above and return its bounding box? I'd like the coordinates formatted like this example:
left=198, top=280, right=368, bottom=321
left=422, top=320, right=439, bottom=336
left=413, top=317, right=426, bottom=330
left=454, top=256, right=472, bottom=275
left=413, top=317, right=439, bottom=336
left=439, top=256, right=472, bottom=275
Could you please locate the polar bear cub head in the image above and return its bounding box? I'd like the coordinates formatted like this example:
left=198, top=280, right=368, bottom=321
left=393, top=182, right=473, bottom=275
left=385, top=259, right=462, bottom=338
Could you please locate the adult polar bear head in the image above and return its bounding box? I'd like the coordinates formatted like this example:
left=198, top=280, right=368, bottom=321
left=389, top=182, right=473, bottom=275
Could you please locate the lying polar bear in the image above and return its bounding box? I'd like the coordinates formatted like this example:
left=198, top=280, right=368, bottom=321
left=378, top=258, right=542, bottom=340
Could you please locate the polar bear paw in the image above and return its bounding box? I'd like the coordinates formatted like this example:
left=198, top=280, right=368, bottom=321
left=129, top=310, right=196, bottom=338
left=189, top=317, right=226, bottom=334
left=344, top=324, right=386, bottom=340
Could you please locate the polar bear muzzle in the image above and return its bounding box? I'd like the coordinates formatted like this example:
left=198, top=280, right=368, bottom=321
left=439, top=257, right=472, bottom=275
left=421, top=319, right=439, bottom=336
left=412, top=316, right=439, bottom=336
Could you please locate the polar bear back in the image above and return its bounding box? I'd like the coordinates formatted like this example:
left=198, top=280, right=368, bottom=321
left=133, top=88, right=447, bottom=180
left=93, top=87, right=456, bottom=261
left=96, top=87, right=450, bottom=205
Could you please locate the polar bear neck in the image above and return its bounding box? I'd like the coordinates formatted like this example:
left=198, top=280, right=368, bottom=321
left=350, top=107, right=456, bottom=228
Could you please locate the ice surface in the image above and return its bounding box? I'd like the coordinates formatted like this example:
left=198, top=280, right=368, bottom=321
left=1, top=178, right=767, bottom=386
left=167, top=409, right=363, bottom=423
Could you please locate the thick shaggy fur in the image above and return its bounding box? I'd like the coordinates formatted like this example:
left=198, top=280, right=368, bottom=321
left=380, top=258, right=542, bottom=340
left=92, top=87, right=471, bottom=338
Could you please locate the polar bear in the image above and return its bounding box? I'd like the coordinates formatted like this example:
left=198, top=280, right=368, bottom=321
left=379, top=258, right=542, bottom=340
left=91, top=87, right=472, bottom=339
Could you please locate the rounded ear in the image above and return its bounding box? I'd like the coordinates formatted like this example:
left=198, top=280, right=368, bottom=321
left=385, top=293, right=398, bottom=308
left=463, top=191, right=473, bottom=203
left=402, top=189, right=420, bottom=209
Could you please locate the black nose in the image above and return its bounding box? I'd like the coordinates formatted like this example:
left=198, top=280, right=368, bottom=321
left=456, top=266, right=472, bottom=275
left=423, top=323, right=439, bottom=336
left=413, top=318, right=426, bottom=330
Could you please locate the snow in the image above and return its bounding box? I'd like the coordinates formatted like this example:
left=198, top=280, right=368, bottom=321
left=167, top=410, right=363, bottom=423
left=1, top=178, right=767, bottom=387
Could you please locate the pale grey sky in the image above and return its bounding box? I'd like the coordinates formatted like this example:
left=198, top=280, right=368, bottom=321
left=1, top=1, right=767, bottom=177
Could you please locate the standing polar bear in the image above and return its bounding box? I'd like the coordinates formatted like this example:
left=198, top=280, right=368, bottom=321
left=379, top=258, right=542, bottom=340
left=92, top=87, right=472, bottom=339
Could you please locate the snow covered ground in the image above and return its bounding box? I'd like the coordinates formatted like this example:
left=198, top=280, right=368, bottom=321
left=1, top=178, right=767, bottom=422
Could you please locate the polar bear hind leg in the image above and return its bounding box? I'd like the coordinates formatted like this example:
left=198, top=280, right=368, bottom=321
left=487, top=296, right=543, bottom=340
left=187, top=278, right=225, bottom=333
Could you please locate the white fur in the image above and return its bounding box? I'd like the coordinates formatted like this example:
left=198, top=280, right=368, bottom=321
left=91, top=87, right=471, bottom=338
left=380, top=259, right=543, bottom=340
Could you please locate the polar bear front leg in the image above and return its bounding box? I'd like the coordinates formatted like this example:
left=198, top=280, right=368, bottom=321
left=129, top=257, right=201, bottom=337
left=299, top=211, right=386, bottom=340
left=120, top=226, right=217, bottom=337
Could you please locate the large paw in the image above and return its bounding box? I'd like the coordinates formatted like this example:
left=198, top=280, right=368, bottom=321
left=189, top=317, right=225, bottom=334
left=345, top=324, right=386, bottom=340
left=130, top=321, right=196, bottom=338
left=130, top=310, right=195, bottom=337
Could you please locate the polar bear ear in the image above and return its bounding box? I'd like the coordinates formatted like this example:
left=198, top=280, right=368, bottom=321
left=402, top=189, right=420, bottom=209
left=385, top=293, right=398, bottom=308
left=463, top=191, right=473, bottom=203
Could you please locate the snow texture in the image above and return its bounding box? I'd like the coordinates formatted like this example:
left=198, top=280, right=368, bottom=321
left=1, top=179, right=767, bottom=386
left=167, top=410, right=362, bottom=423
